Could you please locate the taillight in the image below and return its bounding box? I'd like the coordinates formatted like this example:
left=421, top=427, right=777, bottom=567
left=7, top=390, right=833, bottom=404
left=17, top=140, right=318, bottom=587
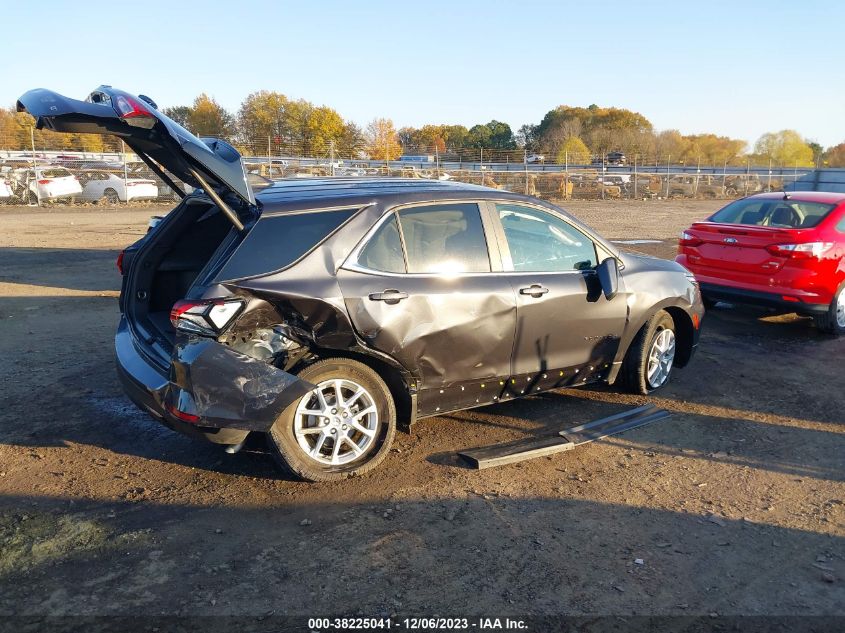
left=165, top=402, right=200, bottom=424
left=37, top=179, right=50, bottom=185
left=113, top=94, right=151, bottom=118
left=765, top=242, right=833, bottom=259
left=111, top=93, right=155, bottom=129
left=116, top=250, right=125, bottom=275
left=170, top=298, right=245, bottom=336
left=679, top=230, right=703, bottom=247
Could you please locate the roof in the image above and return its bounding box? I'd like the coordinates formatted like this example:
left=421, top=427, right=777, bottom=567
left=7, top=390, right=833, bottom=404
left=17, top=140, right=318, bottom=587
left=751, top=191, right=845, bottom=204
left=255, top=177, right=505, bottom=207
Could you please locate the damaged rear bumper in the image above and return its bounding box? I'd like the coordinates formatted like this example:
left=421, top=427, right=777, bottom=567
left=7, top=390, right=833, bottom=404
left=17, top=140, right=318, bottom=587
left=115, top=318, right=312, bottom=445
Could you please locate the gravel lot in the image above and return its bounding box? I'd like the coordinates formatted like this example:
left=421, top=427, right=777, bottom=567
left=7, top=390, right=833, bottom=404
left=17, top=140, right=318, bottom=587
left=0, top=199, right=843, bottom=620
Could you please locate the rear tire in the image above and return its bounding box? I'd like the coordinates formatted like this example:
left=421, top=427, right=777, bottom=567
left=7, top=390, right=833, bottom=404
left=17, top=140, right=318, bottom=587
left=103, top=189, right=120, bottom=205
left=267, top=358, right=396, bottom=482
left=813, top=283, right=845, bottom=336
left=620, top=310, right=677, bottom=394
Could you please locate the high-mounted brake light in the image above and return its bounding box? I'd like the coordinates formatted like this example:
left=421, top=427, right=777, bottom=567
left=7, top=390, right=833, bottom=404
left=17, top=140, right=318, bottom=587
left=170, top=298, right=245, bottom=336
left=765, top=242, right=833, bottom=260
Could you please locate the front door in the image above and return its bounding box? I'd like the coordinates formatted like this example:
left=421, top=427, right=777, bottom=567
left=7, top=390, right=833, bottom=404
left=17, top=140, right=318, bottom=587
left=337, top=202, right=516, bottom=416
left=490, top=202, right=628, bottom=382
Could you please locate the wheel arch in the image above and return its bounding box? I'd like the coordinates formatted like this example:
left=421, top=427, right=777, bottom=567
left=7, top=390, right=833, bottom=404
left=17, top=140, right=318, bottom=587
left=610, top=300, right=698, bottom=383
left=296, top=348, right=415, bottom=431
left=663, top=305, right=695, bottom=368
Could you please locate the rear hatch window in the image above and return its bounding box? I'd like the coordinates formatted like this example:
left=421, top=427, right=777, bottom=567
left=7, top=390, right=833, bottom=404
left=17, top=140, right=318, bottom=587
left=710, top=198, right=835, bottom=229
left=215, top=207, right=357, bottom=281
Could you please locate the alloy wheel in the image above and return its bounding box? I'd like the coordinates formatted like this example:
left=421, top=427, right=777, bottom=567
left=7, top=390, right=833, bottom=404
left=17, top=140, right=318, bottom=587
left=646, top=327, right=676, bottom=389
left=293, top=379, right=379, bottom=466
left=836, top=289, right=845, bottom=329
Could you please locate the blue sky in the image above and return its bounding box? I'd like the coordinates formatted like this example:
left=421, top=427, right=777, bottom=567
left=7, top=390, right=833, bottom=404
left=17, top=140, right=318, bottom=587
left=2, top=0, right=844, bottom=148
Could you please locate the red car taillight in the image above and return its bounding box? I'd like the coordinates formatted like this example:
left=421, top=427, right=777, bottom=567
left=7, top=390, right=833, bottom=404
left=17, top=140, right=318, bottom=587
left=37, top=179, right=51, bottom=185
left=170, top=298, right=245, bottom=336
left=678, top=230, right=703, bottom=247
left=116, top=250, right=125, bottom=275
left=765, top=242, right=833, bottom=260
left=113, top=94, right=152, bottom=119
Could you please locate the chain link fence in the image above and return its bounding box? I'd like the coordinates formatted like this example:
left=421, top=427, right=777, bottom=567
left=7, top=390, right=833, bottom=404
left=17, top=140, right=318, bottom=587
left=0, top=136, right=819, bottom=207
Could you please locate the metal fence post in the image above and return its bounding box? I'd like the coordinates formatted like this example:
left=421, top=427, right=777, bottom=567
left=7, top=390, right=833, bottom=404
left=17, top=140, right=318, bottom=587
left=524, top=149, right=528, bottom=195
left=30, top=126, right=40, bottom=207
left=633, top=155, right=638, bottom=199
left=122, top=140, right=128, bottom=205
left=664, top=155, right=671, bottom=198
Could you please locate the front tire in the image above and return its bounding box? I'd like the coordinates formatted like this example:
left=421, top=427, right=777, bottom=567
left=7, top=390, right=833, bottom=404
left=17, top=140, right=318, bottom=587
left=621, top=310, right=677, bottom=394
left=814, top=283, right=845, bottom=336
left=267, top=358, right=396, bottom=481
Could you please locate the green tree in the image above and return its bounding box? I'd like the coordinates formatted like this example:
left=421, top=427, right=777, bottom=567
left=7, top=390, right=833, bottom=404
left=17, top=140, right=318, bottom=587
left=754, top=130, right=814, bottom=167
left=555, top=136, right=590, bottom=164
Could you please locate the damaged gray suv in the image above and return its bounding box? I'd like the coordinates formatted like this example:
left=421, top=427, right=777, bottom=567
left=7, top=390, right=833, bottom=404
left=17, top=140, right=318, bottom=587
left=19, top=86, right=704, bottom=481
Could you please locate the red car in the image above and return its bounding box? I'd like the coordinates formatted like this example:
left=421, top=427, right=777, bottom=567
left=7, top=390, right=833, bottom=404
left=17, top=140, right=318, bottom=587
left=676, top=191, right=845, bottom=335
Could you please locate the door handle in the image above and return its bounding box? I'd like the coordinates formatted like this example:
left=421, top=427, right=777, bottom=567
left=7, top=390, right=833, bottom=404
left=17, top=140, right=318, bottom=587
left=368, top=289, right=409, bottom=304
left=519, top=284, right=549, bottom=298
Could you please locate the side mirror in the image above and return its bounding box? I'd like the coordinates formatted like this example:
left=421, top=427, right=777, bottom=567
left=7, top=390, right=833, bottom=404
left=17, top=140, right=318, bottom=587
left=597, top=257, right=619, bottom=300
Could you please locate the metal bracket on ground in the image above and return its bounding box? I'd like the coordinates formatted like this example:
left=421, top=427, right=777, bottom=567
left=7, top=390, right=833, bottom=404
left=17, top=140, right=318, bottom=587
left=458, top=404, right=671, bottom=470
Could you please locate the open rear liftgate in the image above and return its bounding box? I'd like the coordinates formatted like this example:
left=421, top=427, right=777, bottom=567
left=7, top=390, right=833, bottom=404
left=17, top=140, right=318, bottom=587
left=458, top=404, right=671, bottom=469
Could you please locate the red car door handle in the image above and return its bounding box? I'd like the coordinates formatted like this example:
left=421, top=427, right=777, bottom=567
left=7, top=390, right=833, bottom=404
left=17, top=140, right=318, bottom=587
left=368, top=289, right=409, bottom=304
left=519, top=284, right=549, bottom=298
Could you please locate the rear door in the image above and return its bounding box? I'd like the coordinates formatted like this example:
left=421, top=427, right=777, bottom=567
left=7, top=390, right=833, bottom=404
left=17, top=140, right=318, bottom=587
left=489, top=202, right=628, bottom=380
left=337, top=201, right=516, bottom=416
left=16, top=86, right=254, bottom=207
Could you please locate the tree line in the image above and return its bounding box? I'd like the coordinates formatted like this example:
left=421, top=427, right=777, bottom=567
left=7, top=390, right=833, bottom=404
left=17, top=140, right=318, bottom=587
left=2, top=91, right=844, bottom=168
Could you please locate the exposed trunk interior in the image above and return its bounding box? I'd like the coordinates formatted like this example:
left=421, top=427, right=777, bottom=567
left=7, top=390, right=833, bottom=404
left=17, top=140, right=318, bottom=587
left=127, top=197, right=244, bottom=363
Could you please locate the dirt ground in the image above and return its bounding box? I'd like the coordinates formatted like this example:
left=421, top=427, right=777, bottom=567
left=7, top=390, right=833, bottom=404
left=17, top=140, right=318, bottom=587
left=0, top=199, right=843, bottom=621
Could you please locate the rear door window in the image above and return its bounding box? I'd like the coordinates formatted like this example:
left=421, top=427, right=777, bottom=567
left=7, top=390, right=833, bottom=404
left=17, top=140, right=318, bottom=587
left=397, top=203, right=491, bottom=274
left=217, top=208, right=356, bottom=280
left=358, top=214, right=406, bottom=273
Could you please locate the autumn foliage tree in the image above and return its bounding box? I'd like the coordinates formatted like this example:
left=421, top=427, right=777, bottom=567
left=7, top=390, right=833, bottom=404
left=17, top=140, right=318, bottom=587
left=366, top=118, right=402, bottom=161
left=186, top=94, right=234, bottom=138
left=753, top=130, right=815, bottom=167
left=824, top=142, right=845, bottom=167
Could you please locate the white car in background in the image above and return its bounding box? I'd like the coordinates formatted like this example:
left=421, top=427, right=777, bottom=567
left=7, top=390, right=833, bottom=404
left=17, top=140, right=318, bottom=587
left=77, top=170, right=158, bottom=203
left=12, top=167, right=82, bottom=203
left=0, top=174, right=14, bottom=201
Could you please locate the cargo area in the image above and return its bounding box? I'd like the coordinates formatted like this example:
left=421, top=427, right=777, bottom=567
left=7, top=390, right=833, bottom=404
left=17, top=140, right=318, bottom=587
left=124, top=197, right=244, bottom=356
